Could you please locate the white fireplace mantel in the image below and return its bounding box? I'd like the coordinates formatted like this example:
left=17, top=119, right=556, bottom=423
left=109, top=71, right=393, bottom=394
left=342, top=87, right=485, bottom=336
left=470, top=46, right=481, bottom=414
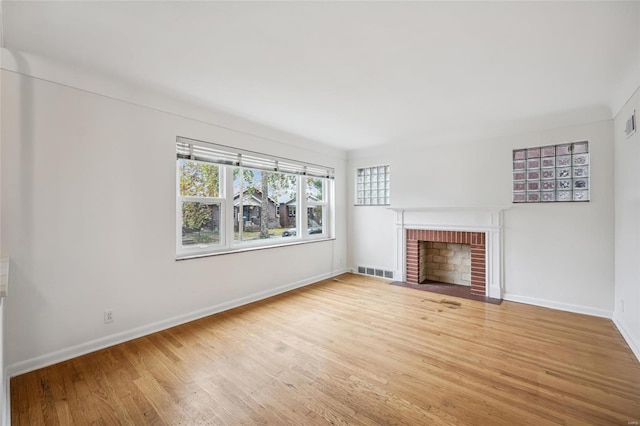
left=390, top=206, right=508, bottom=299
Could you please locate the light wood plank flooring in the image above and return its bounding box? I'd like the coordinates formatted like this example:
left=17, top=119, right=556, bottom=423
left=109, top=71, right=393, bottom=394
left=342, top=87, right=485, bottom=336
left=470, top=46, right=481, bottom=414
left=11, top=274, right=640, bottom=425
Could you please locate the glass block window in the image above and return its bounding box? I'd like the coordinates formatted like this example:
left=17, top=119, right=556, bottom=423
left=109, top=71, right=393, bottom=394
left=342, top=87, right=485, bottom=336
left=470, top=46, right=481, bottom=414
left=356, top=165, right=390, bottom=205
left=513, top=141, right=589, bottom=203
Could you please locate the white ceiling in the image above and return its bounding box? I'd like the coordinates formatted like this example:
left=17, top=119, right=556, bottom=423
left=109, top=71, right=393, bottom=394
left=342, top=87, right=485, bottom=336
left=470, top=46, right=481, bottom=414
left=2, top=1, right=639, bottom=151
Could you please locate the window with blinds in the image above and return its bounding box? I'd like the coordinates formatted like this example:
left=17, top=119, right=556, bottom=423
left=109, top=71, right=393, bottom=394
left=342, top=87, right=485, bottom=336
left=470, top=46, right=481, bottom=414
left=176, top=137, right=335, bottom=259
left=176, top=137, right=335, bottom=179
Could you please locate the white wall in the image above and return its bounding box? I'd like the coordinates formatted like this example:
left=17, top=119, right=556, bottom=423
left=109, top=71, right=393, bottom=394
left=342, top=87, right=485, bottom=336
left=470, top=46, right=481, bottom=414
left=349, top=119, right=615, bottom=317
left=613, top=87, right=640, bottom=360
left=0, top=69, right=348, bottom=373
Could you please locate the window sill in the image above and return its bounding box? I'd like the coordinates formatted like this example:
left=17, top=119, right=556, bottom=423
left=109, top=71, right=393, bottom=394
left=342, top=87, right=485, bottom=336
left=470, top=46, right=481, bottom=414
left=176, top=236, right=335, bottom=261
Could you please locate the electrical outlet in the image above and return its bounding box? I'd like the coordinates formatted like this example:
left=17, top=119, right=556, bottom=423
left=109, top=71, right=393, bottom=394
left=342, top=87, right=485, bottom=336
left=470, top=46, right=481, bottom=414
left=104, top=310, right=114, bottom=324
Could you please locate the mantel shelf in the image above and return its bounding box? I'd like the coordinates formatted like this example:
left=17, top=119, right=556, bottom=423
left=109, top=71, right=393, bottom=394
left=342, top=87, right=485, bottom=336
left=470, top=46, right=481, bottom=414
left=388, top=206, right=511, bottom=213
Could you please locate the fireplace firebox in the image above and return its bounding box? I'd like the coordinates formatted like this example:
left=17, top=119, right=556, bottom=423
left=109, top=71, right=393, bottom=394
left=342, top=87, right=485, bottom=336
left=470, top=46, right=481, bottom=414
left=406, top=229, right=486, bottom=296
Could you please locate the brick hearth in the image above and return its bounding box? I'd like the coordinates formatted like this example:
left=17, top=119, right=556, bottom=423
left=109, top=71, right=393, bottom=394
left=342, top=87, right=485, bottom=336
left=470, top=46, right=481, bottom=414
left=406, top=229, right=486, bottom=296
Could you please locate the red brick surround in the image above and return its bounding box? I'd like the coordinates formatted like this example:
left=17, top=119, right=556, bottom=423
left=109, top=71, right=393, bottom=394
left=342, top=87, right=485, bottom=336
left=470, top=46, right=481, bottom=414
left=406, top=229, right=486, bottom=296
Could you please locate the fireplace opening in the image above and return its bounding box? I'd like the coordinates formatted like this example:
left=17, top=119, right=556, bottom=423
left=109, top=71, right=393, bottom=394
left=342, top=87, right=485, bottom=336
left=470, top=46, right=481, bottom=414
left=419, top=241, right=471, bottom=286
left=406, top=229, right=486, bottom=296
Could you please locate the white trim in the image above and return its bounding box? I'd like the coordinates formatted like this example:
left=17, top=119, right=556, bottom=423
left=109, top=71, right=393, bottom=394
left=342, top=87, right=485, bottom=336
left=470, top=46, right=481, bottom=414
left=399, top=223, right=501, bottom=232
left=176, top=237, right=335, bottom=260
left=299, top=175, right=307, bottom=236
left=5, top=268, right=348, bottom=379
left=389, top=205, right=510, bottom=213
left=503, top=293, right=612, bottom=319
left=612, top=313, right=640, bottom=363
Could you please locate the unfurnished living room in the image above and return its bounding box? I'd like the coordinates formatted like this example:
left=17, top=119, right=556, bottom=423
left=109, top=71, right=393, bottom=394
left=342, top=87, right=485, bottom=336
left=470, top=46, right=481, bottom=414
left=1, top=1, right=640, bottom=425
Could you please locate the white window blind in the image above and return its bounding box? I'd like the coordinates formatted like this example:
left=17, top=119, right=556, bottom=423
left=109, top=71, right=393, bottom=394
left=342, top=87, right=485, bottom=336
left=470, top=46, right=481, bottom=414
left=177, top=137, right=335, bottom=179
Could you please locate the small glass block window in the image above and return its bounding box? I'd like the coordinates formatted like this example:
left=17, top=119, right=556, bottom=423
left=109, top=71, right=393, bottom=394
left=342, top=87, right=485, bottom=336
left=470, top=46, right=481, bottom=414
left=513, top=141, right=589, bottom=203
left=356, top=165, right=390, bottom=205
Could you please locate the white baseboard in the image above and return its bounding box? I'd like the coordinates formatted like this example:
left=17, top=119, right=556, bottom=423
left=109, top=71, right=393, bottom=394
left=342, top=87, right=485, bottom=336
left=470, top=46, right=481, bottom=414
left=5, top=268, right=348, bottom=380
left=503, top=293, right=612, bottom=319
left=612, top=313, right=640, bottom=363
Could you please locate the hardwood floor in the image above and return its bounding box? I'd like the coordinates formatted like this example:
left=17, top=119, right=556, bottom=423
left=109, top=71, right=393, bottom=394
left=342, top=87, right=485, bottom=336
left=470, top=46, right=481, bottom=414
left=11, top=274, right=640, bottom=425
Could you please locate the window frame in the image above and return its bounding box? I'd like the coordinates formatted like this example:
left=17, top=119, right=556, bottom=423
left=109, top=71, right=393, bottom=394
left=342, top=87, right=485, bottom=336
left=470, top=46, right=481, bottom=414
left=231, top=167, right=301, bottom=245
left=305, top=177, right=329, bottom=239
left=177, top=197, right=226, bottom=250
left=512, top=141, right=590, bottom=203
left=176, top=160, right=226, bottom=255
left=355, top=165, right=390, bottom=206
left=176, top=137, right=335, bottom=259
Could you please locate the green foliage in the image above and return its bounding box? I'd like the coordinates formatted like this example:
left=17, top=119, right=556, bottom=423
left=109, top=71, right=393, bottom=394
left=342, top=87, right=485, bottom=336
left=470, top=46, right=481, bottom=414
left=235, top=168, right=296, bottom=197
left=179, top=161, right=220, bottom=235
left=182, top=202, right=214, bottom=233
left=180, top=161, right=219, bottom=197
left=234, top=168, right=256, bottom=197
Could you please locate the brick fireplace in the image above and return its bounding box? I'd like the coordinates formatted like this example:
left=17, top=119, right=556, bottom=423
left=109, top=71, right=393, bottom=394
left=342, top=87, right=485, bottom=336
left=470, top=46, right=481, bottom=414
left=406, top=229, right=486, bottom=296
left=392, top=207, right=505, bottom=300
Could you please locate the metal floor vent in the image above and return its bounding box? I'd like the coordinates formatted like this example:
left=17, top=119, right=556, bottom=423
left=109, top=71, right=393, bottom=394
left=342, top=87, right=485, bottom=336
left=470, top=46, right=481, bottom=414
left=357, top=266, right=394, bottom=280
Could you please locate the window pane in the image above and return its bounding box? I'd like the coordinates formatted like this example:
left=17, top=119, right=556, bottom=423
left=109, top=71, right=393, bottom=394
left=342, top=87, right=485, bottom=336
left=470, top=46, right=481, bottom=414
left=306, top=177, right=325, bottom=202
left=512, top=141, right=589, bottom=203
left=179, top=160, right=220, bottom=197
left=307, top=206, right=324, bottom=235
left=356, top=166, right=390, bottom=205
left=233, top=169, right=298, bottom=241
left=181, top=202, right=221, bottom=246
